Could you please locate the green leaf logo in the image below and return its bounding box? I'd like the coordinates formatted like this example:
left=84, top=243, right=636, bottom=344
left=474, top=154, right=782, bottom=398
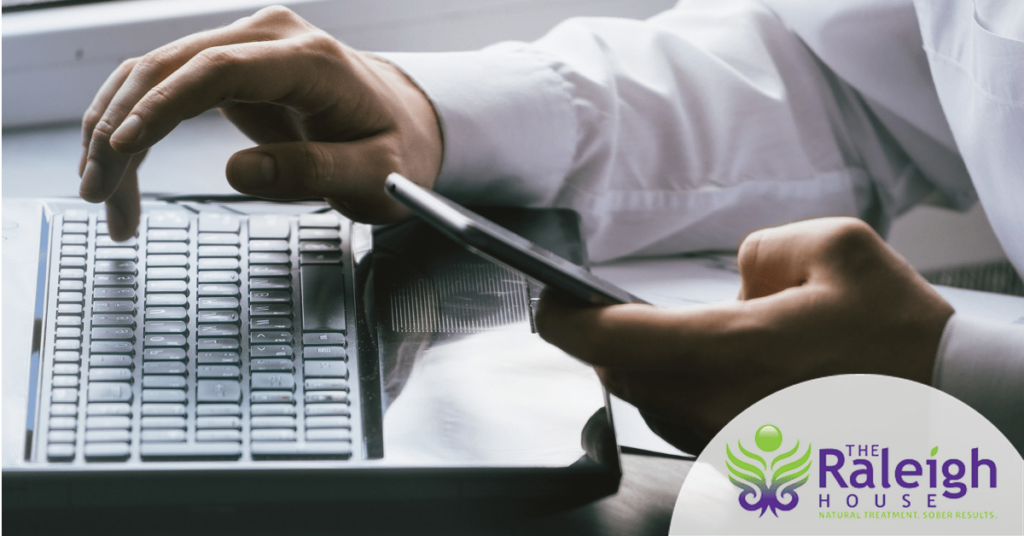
left=931, top=446, right=939, bottom=457
left=725, top=424, right=812, bottom=517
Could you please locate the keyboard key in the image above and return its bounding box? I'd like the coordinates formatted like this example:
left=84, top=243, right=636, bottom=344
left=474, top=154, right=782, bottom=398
left=56, top=315, right=83, bottom=327
left=94, top=274, right=137, bottom=286
left=251, top=391, right=294, bottom=404
left=88, top=383, right=132, bottom=403
left=93, top=313, right=136, bottom=327
left=142, top=390, right=187, bottom=403
left=251, top=442, right=351, bottom=457
left=197, top=338, right=239, bottom=351
left=50, top=430, right=77, bottom=443
left=249, top=252, right=290, bottom=264
left=87, top=403, right=131, bottom=415
left=49, top=416, right=77, bottom=429
left=301, top=334, right=346, bottom=346
left=299, top=213, right=339, bottom=228
left=54, top=339, right=82, bottom=350
left=143, top=334, right=187, bottom=347
left=85, top=443, right=130, bottom=460
left=250, top=331, right=292, bottom=344
left=303, top=346, right=346, bottom=360
left=144, top=321, right=187, bottom=334
left=90, top=355, right=133, bottom=367
left=300, top=266, right=346, bottom=331
left=306, top=429, right=352, bottom=441
left=305, top=391, right=349, bottom=404
left=61, top=245, right=87, bottom=256
left=250, top=303, right=291, bottom=316
left=249, top=277, right=291, bottom=290
left=197, top=351, right=241, bottom=365
left=63, top=222, right=88, bottom=233
left=197, top=310, right=240, bottom=323
left=199, top=297, right=240, bottom=309
left=58, top=280, right=85, bottom=291
left=198, top=245, right=240, bottom=258
left=306, top=416, right=351, bottom=429
left=95, top=287, right=136, bottom=300
left=95, top=248, right=138, bottom=261
left=95, top=235, right=138, bottom=247
left=145, top=307, right=187, bottom=320
left=196, top=324, right=239, bottom=337
left=54, top=351, right=82, bottom=363
left=251, top=373, right=295, bottom=391
left=57, top=303, right=84, bottom=315
left=55, top=327, right=83, bottom=339
left=86, top=416, right=131, bottom=429
left=146, top=280, right=187, bottom=293
left=251, top=317, right=292, bottom=330
left=197, top=258, right=239, bottom=270
left=250, top=290, right=291, bottom=303
left=249, top=265, right=290, bottom=277
left=141, top=442, right=241, bottom=459
left=299, top=241, right=341, bottom=253
left=141, top=403, right=186, bottom=416
left=197, top=380, right=241, bottom=403
left=197, top=271, right=239, bottom=284
left=85, top=430, right=130, bottom=443
left=251, top=429, right=296, bottom=441
left=147, top=242, right=188, bottom=254
left=143, top=348, right=187, bottom=361
left=89, top=368, right=132, bottom=382
left=95, top=260, right=137, bottom=273
left=53, top=363, right=81, bottom=375
left=58, top=291, right=84, bottom=304
left=198, top=233, right=240, bottom=245
left=147, top=255, right=189, bottom=268
left=141, top=429, right=187, bottom=442
left=147, top=267, right=188, bottom=280
left=305, top=404, right=350, bottom=416
left=298, top=228, right=340, bottom=240
left=148, top=211, right=190, bottom=229
left=197, top=365, right=241, bottom=379
left=141, top=416, right=186, bottom=429
left=250, top=344, right=292, bottom=357
left=61, top=234, right=87, bottom=245
left=251, top=416, right=296, bottom=429
left=63, top=210, right=88, bottom=222
left=59, top=268, right=86, bottom=280
left=299, top=252, right=341, bottom=264
left=96, top=222, right=109, bottom=234
left=198, top=213, right=240, bottom=233
left=90, top=340, right=134, bottom=353
left=60, top=257, right=87, bottom=268
left=93, top=301, right=135, bottom=314
left=52, top=375, right=80, bottom=387
left=143, top=362, right=187, bottom=375
left=142, top=376, right=187, bottom=389
left=248, top=239, right=289, bottom=252
left=91, top=327, right=135, bottom=340
left=51, top=403, right=79, bottom=416
left=198, top=284, right=240, bottom=297
left=249, top=215, right=290, bottom=239
left=197, top=430, right=242, bottom=442
left=250, top=358, right=294, bottom=372
left=305, top=361, right=348, bottom=378
left=250, top=404, right=295, bottom=416
left=305, top=378, right=349, bottom=391
left=196, top=404, right=241, bottom=416
left=196, top=416, right=241, bottom=429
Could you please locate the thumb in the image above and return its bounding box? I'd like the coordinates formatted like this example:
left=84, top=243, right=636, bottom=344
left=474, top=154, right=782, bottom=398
left=225, top=139, right=411, bottom=223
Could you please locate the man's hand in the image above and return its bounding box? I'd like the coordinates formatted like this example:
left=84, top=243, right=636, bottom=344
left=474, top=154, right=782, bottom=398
left=535, top=217, right=955, bottom=453
left=79, top=6, right=442, bottom=240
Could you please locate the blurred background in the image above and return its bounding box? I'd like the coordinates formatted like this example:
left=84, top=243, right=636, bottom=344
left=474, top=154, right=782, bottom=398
left=2, top=0, right=1012, bottom=282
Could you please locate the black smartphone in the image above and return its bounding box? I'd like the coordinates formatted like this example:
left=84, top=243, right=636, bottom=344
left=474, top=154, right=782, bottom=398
left=384, top=173, right=648, bottom=306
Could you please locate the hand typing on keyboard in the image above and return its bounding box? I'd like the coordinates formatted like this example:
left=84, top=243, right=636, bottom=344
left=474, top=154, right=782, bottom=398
left=78, top=6, right=443, bottom=241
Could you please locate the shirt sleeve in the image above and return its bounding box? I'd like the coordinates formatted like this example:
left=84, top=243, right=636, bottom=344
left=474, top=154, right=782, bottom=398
left=933, top=314, right=1024, bottom=455
left=380, top=0, right=970, bottom=262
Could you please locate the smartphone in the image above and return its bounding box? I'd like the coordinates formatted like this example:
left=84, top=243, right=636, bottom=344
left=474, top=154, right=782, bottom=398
left=384, top=173, right=648, bottom=306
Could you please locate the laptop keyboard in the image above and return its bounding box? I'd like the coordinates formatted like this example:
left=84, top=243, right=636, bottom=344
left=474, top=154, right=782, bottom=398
left=40, top=209, right=359, bottom=463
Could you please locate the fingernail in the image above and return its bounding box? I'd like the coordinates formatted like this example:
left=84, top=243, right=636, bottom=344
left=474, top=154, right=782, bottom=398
left=111, top=115, right=143, bottom=147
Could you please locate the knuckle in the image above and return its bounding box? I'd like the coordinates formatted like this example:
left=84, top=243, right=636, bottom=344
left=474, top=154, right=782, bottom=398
left=736, top=230, right=766, bottom=278
left=194, top=46, right=238, bottom=71
left=138, top=45, right=182, bottom=77
left=301, top=143, right=336, bottom=188
left=820, top=218, right=878, bottom=259
left=253, top=5, right=302, bottom=26
left=91, top=118, right=118, bottom=141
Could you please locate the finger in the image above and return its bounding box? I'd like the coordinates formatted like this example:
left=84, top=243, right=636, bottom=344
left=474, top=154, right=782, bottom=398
left=219, top=102, right=304, bottom=145
left=82, top=7, right=308, bottom=202
left=225, top=137, right=411, bottom=223
left=81, top=58, right=138, bottom=176
left=104, top=153, right=145, bottom=242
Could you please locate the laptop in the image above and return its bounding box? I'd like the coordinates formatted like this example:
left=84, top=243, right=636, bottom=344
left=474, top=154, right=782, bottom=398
left=2, top=196, right=620, bottom=526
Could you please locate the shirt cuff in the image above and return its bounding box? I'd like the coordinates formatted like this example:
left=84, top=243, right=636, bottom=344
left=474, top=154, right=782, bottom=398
left=377, top=47, right=575, bottom=207
left=933, top=314, right=1024, bottom=454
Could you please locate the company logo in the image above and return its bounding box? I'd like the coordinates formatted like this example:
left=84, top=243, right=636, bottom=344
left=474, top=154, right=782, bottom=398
left=726, top=424, right=813, bottom=517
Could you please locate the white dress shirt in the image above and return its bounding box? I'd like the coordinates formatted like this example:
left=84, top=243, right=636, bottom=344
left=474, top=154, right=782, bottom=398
left=383, top=0, right=1023, bottom=451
